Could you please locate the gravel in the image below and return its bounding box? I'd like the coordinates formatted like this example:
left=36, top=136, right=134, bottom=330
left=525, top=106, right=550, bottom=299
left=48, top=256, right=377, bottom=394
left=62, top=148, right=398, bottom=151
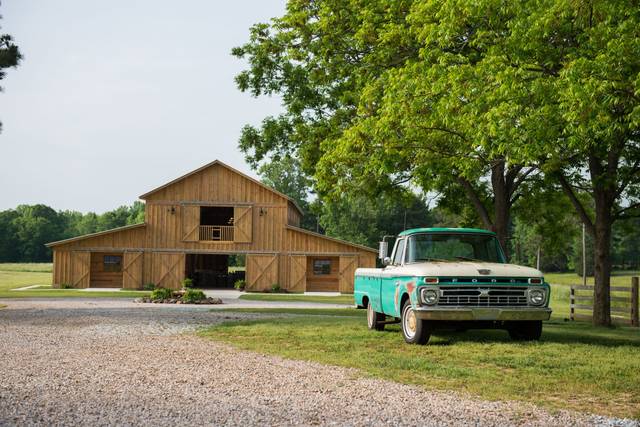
left=0, top=298, right=637, bottom=426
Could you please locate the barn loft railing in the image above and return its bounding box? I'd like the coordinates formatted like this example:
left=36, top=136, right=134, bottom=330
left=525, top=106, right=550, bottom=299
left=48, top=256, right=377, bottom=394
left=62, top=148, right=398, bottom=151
left=199, top=225, right=234, bottom=242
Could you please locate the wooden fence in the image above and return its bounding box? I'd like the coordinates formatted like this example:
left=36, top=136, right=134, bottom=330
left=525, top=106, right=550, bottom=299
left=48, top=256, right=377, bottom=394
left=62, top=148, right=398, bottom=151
left=570, top=277, right=639, bottom=326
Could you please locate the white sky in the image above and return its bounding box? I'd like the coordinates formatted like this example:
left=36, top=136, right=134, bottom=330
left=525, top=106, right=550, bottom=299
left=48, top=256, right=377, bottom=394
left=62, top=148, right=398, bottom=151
left=0, top=1, right=285, bottom=212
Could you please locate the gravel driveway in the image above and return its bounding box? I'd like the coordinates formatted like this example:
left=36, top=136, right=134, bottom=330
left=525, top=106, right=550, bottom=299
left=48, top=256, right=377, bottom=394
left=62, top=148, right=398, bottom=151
left=0, top=298, right=635, bottom=426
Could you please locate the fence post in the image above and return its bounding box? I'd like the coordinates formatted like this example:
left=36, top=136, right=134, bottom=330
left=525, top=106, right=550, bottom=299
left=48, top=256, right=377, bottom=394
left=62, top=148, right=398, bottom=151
left=570, top=285, right=575, bottom=322
left=631, top=277, right=639, bottom=327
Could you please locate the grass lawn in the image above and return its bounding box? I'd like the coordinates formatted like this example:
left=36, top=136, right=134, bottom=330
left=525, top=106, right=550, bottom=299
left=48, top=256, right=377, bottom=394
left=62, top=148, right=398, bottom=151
left=0, top=263, right=149, bottom=298
left=545, top=271, right=639, bottom=287
left=240, top=293, right=354, bottom=305
left=201, top=310, right=640, bottom=419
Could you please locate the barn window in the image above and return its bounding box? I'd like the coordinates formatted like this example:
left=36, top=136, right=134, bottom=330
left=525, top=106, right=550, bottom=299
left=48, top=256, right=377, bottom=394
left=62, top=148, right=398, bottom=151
left=313, top=259, right=332, bottom=275
left=103, top=255, right=122, bottom=272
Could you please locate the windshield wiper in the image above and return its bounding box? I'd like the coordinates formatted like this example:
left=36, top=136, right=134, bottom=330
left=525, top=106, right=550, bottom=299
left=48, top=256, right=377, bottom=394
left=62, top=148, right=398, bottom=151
left=413, top=257, right=451, bottom=262
left=455, top=256, right=483, bottom=262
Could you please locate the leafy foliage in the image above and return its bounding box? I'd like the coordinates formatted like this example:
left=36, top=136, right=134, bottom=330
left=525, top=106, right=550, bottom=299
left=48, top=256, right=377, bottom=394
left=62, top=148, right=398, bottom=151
left=182, top=288, right=206, bottom=304
left=150, top=287, right=173, bottom=301
left=0, top=8, right=21, bottom=132
left=0, top=202, right=145, bottom=262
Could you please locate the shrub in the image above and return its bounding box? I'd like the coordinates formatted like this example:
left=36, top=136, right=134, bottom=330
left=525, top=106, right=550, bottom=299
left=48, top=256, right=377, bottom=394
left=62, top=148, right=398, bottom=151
left=234, top=279, right=246, bottom=290
left=182, top=278, right=194, bottom=288
left=142, top=282, right=156, bottom=291
left=182, top=288, right=206, bottom=304
left=60, top=283, right=73, bottom=289
left=150, top=287, right=173, bottom=301
left=271, top=283, right=282, bottom=293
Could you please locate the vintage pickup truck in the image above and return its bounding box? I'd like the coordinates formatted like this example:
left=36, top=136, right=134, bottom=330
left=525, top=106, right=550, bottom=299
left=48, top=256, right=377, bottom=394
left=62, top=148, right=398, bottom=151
left=354, top=228, right=551, bottom=344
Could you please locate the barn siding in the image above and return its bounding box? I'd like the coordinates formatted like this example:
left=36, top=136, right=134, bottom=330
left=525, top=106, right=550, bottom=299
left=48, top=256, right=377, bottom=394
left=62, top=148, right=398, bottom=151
left=48, top=161, right=377, bottom=292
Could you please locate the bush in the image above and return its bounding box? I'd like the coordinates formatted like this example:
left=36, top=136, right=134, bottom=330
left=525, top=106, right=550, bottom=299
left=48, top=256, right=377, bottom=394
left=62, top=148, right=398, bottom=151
left=142, top=282, right=156, bottom=291
left=182, top=288, right=206, bottom=304
left=60, top=283, right=73, bottom=289
left=234, top=279, right=246, bottom=290
left=271, top=283, right=282, bottom=293
left=182, top=278, right=194, bottom=288
left=150, top=287, right=173, bottom=301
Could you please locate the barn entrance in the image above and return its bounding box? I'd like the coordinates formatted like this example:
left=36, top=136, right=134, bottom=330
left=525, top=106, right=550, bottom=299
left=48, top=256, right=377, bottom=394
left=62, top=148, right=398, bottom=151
left=90, top=252, right=124, bottom=288
left=185, top=253, right=245, bottom=289
left=305, top=256, right=339, bottom=292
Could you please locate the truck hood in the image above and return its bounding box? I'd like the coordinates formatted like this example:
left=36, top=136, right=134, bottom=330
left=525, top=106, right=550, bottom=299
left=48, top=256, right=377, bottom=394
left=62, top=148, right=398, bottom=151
left=357, top=261, right=543, bottom=278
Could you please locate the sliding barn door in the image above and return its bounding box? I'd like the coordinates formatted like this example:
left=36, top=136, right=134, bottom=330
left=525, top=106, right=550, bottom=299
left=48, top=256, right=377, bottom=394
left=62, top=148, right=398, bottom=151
left=233, top=206, right=253, bottom=243
left=182, top=205, right=200, bottom=242
left=339, top=256, right=357, bottom=293
left=122, top=251, right=143, bottom=289
left=71, top=251, right=90, bottom=288
left=288, top=255, right=306, bottom=292
left=246, top=254, right=277, bottom=291
left=152, top=253, right=185, bottom=289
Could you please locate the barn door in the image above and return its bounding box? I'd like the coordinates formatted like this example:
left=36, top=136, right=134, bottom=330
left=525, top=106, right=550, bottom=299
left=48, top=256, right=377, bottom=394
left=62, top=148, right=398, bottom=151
left=122, top=251, right=143, bottom=289
left=339, top=256, right=357, bottom=293
left=71, top=251, right=90, bottom=288
left=288, top=255, right=306, bottom=292
left=246, top=254, right=277, bottom=291
left=182, top=205, right=200, bottom=242
left=152, top=253, right=185, bottom=289
left=233, top=206, right=253, bottom=243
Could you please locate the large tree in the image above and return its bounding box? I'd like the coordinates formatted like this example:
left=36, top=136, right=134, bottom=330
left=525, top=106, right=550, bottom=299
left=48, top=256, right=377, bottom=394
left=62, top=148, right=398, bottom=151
left=504, top=0, right=640, bottom=325
left=233, top=0, right=541, bottom=257
left=0, top=4, right=21, bottom=132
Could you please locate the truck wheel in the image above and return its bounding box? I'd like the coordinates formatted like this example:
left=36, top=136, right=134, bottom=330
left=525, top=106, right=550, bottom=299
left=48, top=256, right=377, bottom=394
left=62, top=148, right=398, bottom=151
left=401, top=300, right=430, bottom=344
left=367, top=301, right=385, bottom=331
left=507, top=321, right=542, bottom=341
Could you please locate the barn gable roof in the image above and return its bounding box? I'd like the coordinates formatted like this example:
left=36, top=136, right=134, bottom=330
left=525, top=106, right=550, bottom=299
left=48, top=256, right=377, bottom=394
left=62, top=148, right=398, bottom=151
left=285, top=225, right=377, bottom=254
left=138, top=160, right=303, bottom=215
left=45, top=223, right=146, bottom=247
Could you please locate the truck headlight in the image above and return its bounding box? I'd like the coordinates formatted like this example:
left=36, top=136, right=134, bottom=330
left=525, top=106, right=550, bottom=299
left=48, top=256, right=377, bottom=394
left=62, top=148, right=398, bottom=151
left=528, top=288, right=545, bottom=306
left=421, top=288, right=439, bottom=306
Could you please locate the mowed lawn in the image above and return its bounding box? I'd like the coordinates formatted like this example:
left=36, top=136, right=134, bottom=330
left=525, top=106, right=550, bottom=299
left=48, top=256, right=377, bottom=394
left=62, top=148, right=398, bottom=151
left=0, top=263, right=149, bottom=298
left=206, top=271, right=640, bottom=419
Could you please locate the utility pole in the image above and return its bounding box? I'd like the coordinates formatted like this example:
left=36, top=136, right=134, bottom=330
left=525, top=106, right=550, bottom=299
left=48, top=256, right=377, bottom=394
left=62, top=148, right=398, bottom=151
left=582, top=222, right=587, bottom=287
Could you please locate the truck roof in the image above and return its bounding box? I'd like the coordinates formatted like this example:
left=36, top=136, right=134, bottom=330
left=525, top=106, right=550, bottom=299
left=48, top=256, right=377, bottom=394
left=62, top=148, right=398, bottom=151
left=397, top=227, right=496, bottom=237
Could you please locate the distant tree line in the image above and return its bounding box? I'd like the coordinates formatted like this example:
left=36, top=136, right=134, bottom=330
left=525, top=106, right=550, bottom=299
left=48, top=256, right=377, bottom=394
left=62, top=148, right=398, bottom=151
left=0, top=202, right=144, bottom=262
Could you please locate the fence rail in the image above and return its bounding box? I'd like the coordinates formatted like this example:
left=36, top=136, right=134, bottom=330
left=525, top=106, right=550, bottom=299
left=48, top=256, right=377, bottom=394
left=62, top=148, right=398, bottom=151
left=199, top=225, right=234, bottom=242
left=569, top=277, right=639, bottom=326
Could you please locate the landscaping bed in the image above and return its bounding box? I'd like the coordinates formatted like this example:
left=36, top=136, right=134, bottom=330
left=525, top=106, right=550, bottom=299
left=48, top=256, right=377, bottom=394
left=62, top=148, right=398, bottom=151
left=135, top=286, right=222, bottom=305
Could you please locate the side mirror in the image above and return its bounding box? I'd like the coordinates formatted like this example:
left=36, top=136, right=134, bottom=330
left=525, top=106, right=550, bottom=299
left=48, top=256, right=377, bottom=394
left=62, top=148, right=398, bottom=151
left=382, top=257, right=392, bottom=266
left=378, top=241, right=388, bottom=260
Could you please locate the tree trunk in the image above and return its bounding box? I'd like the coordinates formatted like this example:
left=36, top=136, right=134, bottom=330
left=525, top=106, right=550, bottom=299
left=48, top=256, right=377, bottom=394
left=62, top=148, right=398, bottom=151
left=591, top=181, right=613, bottom=327
left=491, top=162, right=511, bottom=260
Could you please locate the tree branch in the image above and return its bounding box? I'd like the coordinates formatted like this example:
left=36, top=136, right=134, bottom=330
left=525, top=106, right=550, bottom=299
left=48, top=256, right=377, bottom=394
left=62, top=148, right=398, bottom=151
left=557, top=172, right=595, bottom=235
left=456, top=175, right=494, bottom=229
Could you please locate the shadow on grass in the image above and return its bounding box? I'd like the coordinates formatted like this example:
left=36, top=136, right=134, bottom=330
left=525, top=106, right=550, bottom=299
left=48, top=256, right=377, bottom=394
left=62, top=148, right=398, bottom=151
left=425, top=321, right=640, bottom=347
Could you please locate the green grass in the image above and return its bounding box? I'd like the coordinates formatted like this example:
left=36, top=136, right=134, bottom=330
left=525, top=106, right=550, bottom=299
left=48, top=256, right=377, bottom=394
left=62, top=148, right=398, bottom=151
left=0, top=263, right=52, bottom=273
left=217, top=307, right=366, bottom=317
left=545, top=271, right=639, bottom=287
left=240, top=293, right=354, bottom=304
left=201, top=311, right=640, bottom=418
left=0, top=264, right=149, bottom=298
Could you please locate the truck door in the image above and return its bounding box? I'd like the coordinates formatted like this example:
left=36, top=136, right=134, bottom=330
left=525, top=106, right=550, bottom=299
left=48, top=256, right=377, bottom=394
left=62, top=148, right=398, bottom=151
left=381, top=238, right=405, bottom=316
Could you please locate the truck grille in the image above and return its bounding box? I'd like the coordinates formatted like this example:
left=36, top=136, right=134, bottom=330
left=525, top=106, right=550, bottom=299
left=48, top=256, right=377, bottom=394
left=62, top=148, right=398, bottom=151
left=438, top=286, right=528, bottom=307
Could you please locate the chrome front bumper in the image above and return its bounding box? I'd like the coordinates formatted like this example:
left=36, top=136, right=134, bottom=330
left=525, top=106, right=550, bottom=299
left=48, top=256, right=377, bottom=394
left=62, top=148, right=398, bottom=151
left=414, top=307, right=552, bottom=321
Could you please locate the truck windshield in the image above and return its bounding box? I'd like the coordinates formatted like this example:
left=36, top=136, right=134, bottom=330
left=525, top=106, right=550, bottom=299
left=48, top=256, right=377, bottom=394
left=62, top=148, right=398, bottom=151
left=405, top=233, right=505, bottom=263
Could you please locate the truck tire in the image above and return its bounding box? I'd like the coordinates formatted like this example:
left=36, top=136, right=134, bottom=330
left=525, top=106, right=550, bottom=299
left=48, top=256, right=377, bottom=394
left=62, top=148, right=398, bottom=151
left=507, top=320, right=542, bottom=341
left=401, top=300, right=430, bottom=344
left=367, top=301, right=385, bottom=331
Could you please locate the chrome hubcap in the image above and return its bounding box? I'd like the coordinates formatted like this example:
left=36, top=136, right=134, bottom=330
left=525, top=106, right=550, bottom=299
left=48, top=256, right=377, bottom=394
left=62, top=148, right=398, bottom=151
left=367, top=304, right=374, bottom=327
left=403, top=306, right=416, bottom=339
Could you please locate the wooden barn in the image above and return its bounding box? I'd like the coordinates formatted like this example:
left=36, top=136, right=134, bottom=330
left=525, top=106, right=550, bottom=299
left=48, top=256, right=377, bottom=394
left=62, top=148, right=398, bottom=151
left=46, top=160, right=376, bottom=293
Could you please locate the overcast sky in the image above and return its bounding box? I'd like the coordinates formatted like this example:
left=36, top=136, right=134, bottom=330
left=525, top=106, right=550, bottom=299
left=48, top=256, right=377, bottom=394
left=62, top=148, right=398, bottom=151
left=0, top=1, right=285, bottom=212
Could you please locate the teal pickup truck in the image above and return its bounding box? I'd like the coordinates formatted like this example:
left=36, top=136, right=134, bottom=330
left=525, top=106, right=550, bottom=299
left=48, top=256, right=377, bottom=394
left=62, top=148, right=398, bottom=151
left=354, top=228, right=551, bottom=344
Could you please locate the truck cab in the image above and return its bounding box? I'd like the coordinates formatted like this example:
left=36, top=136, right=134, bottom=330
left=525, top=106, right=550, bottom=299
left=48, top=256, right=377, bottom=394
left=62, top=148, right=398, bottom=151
left=354, top=228, right=551, bottom=344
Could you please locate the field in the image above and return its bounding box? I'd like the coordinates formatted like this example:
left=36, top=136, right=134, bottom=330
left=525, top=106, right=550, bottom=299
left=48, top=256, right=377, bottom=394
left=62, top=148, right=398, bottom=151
left=0, top=263, right=149, bottom=298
